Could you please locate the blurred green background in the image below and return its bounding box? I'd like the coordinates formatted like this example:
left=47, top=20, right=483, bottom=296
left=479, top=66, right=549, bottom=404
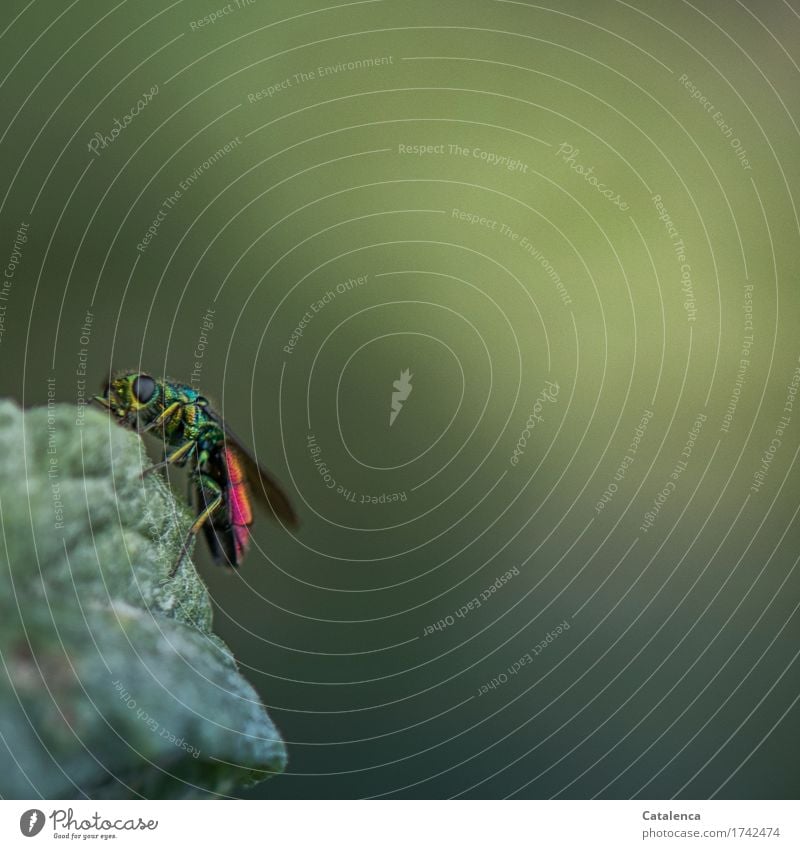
left=0, top=0, right=798, bottom=798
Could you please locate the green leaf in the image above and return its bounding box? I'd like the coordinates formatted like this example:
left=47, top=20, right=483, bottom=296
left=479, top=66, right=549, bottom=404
left=0, top=400, right=286, bottom=798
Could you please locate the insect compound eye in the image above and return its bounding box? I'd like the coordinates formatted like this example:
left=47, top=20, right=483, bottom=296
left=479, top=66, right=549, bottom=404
left=131, top=374, right=156, bottom=403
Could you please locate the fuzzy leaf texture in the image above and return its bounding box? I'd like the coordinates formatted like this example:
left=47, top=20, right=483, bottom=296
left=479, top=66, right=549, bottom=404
left=0, top=400, right=286, bottom=798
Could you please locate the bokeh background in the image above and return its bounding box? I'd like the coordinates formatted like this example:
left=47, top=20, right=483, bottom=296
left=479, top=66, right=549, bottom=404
left=1, top=0, right=798, bottom=798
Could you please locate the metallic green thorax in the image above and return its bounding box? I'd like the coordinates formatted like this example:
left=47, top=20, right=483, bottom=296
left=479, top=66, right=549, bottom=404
left=147, top=380, right=224, bottom=460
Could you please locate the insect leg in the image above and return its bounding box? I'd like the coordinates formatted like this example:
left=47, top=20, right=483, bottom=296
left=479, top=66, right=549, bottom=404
left=141, top=439, right=196, bottom=477
left=140, top=401, right=184, bottom=433
left=170, top=472, right=223, bottom=577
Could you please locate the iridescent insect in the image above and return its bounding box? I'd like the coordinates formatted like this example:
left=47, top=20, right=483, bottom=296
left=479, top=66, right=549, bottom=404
left=94, top=372, right=297, bottom=576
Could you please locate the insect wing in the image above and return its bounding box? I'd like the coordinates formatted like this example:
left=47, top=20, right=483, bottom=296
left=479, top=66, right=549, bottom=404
left=206, top=408, right=299, bottom=527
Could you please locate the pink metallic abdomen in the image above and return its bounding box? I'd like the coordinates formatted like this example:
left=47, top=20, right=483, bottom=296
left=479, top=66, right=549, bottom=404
left=225, top=446, right=253, bottom=562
